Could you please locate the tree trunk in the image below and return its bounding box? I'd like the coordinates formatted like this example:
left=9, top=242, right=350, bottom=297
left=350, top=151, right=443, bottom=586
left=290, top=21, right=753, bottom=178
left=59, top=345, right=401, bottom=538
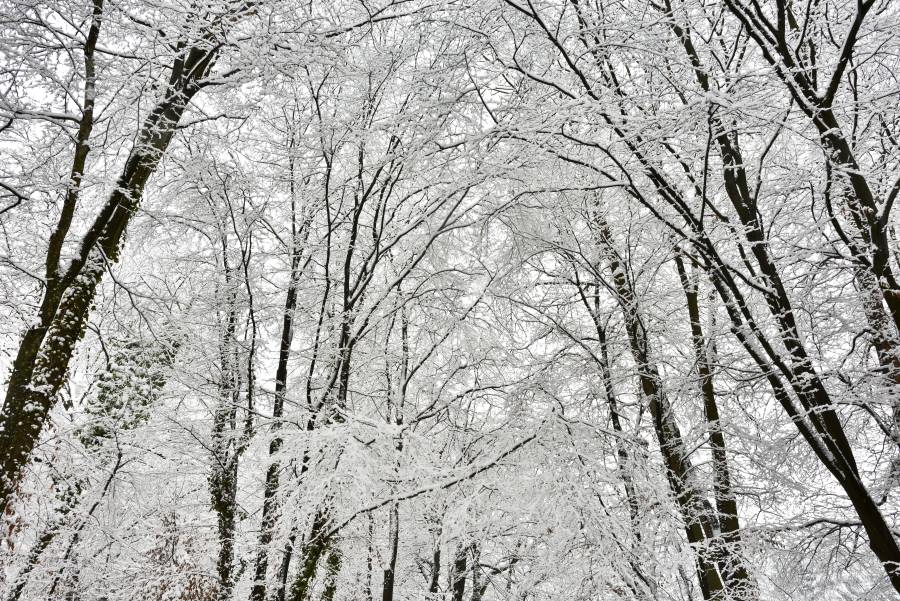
left=288, top=509, right=331, bottom=601
left=274, top=532, right=298, bottom=601
left=470, top=543, right=482, bottom=601
left=675, top=254, right=756, bottom=599
left=591, top=214, right=724, bottom=600
left=450, top=543, right=468, bottom=601
left=0, top=40, right=221, bottom=513
left=428, top=523, right=442, bottom=595
left=381, top=503, right=399, bottom=601
left=577, top=282, right=642, bottom=535
left=321, top=547, right=342, bottom=601
left=251, top=115, right=309, bottom=601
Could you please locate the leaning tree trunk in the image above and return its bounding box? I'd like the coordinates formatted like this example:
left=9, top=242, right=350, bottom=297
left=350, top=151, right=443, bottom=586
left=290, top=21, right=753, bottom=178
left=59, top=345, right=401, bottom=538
left=671, top=8, right=900, bottom=587
left=288, top=508, right=332, bottom=601
left=0, top=38, right=223, bottom=513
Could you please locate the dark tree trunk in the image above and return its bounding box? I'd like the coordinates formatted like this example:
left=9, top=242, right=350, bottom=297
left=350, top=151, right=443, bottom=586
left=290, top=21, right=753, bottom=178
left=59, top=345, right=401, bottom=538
left=288, top=509, right=331, bottom=601
left=675, top=254, right=756, bottom=598
left=558, top=1, right=900, bottom=589
left=450, top=544, right=468, bottom=601
left=321, top=547, right=342, bottom=601
left=470, top=543, right=482, bottom=601
left=381, top=503, right=400, bottom=601
left=0, top=38, right=221, bottom=513
left=591, top=215, right=724, bottom=600
left=428, top=524, right=442, bottom=595
left=665, top=13, right=900, bottom=588
left=274, top=532, right=298, bottom=601
left=251, top=119, right=309, bottom=601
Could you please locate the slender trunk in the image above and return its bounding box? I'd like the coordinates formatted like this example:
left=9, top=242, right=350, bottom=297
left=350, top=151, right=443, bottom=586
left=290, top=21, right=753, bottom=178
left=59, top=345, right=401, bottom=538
left=381, top=503, right=399, bottom=601
left=209, top=219, right=256, bottom=601
left=381, top=312, right=407, bottom=601
left=250, top=252, right=301, bottom=598
left=5, top=480, right=80, bottom=601
left=428, top=524, right=442, bottom=594
left=5, top=520, right=64, bottom=601
left=210, top=250, right=241, bottom=601
left=252, top=116, right=308, bottom=601
left=675, top=255, right=756, bottom=598
left=274, top=532, right=298, bottom=601
left=46, top=453, right=122, bottom=599
left=578, top=283, right=642, bottom=534
left=366, top=515, right=375, bottom=601
left=574, top=279, right=656, bottom=597
left=0, top=0, right=104, bottom=511
left=591, top=215, right=724, bottom=600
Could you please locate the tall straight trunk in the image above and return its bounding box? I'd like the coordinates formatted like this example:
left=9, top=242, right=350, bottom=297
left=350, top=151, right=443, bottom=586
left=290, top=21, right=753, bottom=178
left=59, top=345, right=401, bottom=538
left=286, top=355, right=350, bottom=601
left=576, top=282, right=642, bottom=533
left=675, top=255, right=756, bottom=598
left=450, top=544, right=468, bottom=601
left=274, top=532, right=298, bottom=601
left=209, top=236, right=254, bottom=601
left=251, top=185, right=305, bottom=601
left=590, top=214, right=724, bottom=600
left=366, top=515, right=375, bottom=601
left=470, top=543, right=482, bottom=601
left=286, top=360, right=350, bottom=601
left=381, top=311, right=407, bottom=601
left=0, top=37, right=222, bottom=513
left=210, top=386, right=239, bottom=595
left=211, top=454, right=238, bottom=601
left=381, top=503, right=399, bottom=601
left=428, top=523, right=442, bottom=594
